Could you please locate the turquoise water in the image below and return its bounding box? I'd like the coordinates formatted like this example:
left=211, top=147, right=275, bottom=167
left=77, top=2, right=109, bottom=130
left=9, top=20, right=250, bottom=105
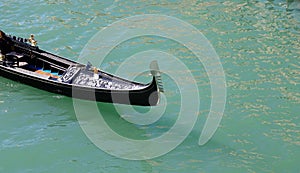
left=0, top=0, right=299, bottom=172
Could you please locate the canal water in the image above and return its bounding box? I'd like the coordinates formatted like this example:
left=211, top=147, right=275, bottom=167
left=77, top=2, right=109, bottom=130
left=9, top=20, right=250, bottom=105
left=0, top=0, right=299, bottom=172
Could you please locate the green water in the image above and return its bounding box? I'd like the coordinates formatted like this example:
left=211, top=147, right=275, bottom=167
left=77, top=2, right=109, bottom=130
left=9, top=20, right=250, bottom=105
left=0, top=0, right=299, bottom=172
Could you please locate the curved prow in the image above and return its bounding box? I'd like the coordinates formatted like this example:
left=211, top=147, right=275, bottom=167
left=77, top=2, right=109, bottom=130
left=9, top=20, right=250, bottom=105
left=0, top=30, right=7, bottom=39
left=0, top=30, right=12, bottom=55
left=150, top=60, right=164, bottom=93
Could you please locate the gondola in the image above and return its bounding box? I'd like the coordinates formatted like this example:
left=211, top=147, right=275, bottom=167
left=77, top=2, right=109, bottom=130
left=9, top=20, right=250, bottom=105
left=0, top=30, right=164, bottom=106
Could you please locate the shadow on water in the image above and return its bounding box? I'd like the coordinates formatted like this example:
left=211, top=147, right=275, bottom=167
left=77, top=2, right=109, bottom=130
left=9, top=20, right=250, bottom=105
left=0, top=76, right=176, bottom=140
left=0, top=76, right=76, bottom=124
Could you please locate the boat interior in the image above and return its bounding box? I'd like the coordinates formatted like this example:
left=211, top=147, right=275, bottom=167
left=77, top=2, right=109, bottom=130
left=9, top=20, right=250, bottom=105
left=0, top=51, right=69, bottom=80
left=0, top=33, right=162, bottom=91
left=0, top=47, right=144, bottom=90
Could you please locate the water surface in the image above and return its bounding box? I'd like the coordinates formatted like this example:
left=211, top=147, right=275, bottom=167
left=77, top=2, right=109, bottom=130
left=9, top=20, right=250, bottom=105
left=0, top=0, right=299, bottom=172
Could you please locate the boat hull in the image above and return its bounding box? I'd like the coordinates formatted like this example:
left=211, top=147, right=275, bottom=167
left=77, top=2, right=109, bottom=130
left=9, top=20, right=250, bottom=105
left=0, top=63, right=159, bottom=106
left=0, top=30, right=162, bottom=106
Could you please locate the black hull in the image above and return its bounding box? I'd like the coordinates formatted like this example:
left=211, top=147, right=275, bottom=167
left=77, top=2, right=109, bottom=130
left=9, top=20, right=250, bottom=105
left=0, top=65, right=159, bottom=106
left=0, top=30, right=162, bottom=106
